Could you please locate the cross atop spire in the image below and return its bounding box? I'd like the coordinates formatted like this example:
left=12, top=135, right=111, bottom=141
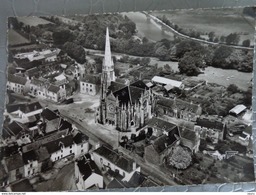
left=103, top=27, right=114, bottom=71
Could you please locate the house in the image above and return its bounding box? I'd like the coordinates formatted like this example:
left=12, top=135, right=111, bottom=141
left=239, top=125, right=252, bottom=142
left=2, top=153, right=24, bottom=183
left=2, top=121, right=31, bottom=145
left=29, top=78, right=46, bottom=96
left=80, top=75, right=100, bottom=96
left=9, top=179, right=34, bottom=192
left=144, top=134, right=180, bottom=165
left=73, top=132, right=89, bottom=158
left=194, top=117, right=227, bottom=144
left=152, top=76, right=184, bottom=89
left=54, top=74, right=67, bottom=83
left=37, top=84, right=66, bottom=102
left=5, top=102, right=43, bottom=123
left=156, top=97, right=202, bottom=122
left=35, top=146, right=52, bottom=172
left=22, top=150, right=39, bottom=178
left=92, top=145, right=140, bottom=182
left=180, top=127, right=200, bottom=153
left=146, top=117, right=179, bottom=137
left=75, top=155, right=103, bottom=190
left=44, top=135, right=75, bottom=162
left=229, top=104, right=247, bottom=116
left=6, top=74, right=30, bottom=94
left=40, top=108, right=60, bottom=134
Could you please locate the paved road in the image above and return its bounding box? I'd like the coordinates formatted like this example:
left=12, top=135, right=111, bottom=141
left=143, top=12, right=253, bottom=51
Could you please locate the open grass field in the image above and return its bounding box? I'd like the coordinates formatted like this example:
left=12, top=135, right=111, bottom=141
left=151, top=8, right=254, bottom=45
left=8, top=29, right=30, bottom=46
left=17, top=16, right=53, bottom=26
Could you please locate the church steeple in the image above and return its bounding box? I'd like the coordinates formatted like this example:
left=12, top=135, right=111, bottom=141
left=101, top=27, right=116, bottom=100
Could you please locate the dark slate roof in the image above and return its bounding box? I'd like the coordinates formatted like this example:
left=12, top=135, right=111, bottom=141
left=0, top=144, right=19, bottom=158
left=180, top=128, right=197, bottom=144
left=8, top=74, right=27, bottom=85
left=81, top=75, right=100, bottom=85
left=110, top=80, right=148, bottom=106
left=94, top=145, right=137, bottom=173
left=130, top=80, right=149, bottom=90
left=5, top=153, right=24, bottom=171
left=22, top=150, right=38, bottom=164
left=108, top=81, right=126, bottom=93
left=196, top=118, right=224, bottom=130
left=6, top=102, right=42, bottom=114
left=11, top=179, right=34, bottom=192
left=4, top=121, right=25, bottom=137
left=44, top=135, right=73, bottom=154
left=48, top=84, right=60, bottom=93
left=77, top=156, right=102, bottom=181
left=153, top=134, right=178, bottom=154
left=126, top=171, right=145, bottom=188
left=59, top=118, right=72, bottom=131
left=36, top=146, right=50, bottom=162
left=41, top=108, right=59, bottom=121
left=147, top=118, right=178, bottom=133
left=157, top=97, right=199, bottom=113
left=140, top=178, right=159, bottom=187
left=107, top=178, right=127, bottom=189
left=0, top=164, right=8, bottom=181
left=73, top=132, right=89, bottom=144
left=25, top=67, right=39, bottom=76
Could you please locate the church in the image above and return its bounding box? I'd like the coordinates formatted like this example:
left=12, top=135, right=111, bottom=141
left=97, top=28, right=154, bottom=132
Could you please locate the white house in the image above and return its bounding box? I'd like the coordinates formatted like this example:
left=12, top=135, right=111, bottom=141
left=73, top=132, right=89, bottom=158
left=80, top=75, right=100, bottom=96
left=22, top=150, right=39, bottom=178
left=7, top=74, right=30, bottom=94
left=37, top=84, right=66, bottom=102
left=92, top=145, right=140, bottom=182
left=75, top=155, right=104, bottom=190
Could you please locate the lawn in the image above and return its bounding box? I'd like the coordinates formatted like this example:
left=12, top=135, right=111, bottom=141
left=8, top=29, right=30, bottom=46
left=152, top=8, right=254, bottom=45
left=17, top=16, right=53, bottom=27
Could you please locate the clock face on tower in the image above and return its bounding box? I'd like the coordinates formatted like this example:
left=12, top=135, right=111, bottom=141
left=108, top=103, right=115, bottom=113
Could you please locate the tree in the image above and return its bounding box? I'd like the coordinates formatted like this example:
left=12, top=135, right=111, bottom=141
left=226, top=33, right=240, bottom=45
left=242, top=39, right=251, bottom=47
left=140, top=57, right=151, bottom=66
left=62, top=42, right=86, bottom=63
left=208, top=31, right=215, bottom=42
left=155, top=45, right=169, bottom=60
left=227, top=84, right=239, bottom=93
left=167, top=146, right=192, bottom=170
left=212, top=46, right=233, bottom=68
left=53, top=29, right=74, bottom=45
left=178, top=51, right=202, bottom=76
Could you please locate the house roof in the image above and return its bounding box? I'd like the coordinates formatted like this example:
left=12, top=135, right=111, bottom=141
left=0, top=144, right=19, bottom=158
left=36, top=146, right=50, bottom=162
left=10, top=179, right=34, bottom=192
left=164, top=84, right=174, bottom=91
left=73, top=132, right=89, bottom=144
left=130, top=80, right=149, bottom=90
left=81, top=75, right=100, bottom=85
left=6, top=102, right=42, bottom=114
left=3, top=121, right=25, bottom=137
left=229, top=104, right=247, bottom=115
left=157, top=97, right=199, bottom=113
left=0, top=164, right=8, bottom=181
left=44, top=135, right=73, bottom=154
left=41, top=108, right=59, bottom=121
left=8, top=74, right=27, bottom=85
left=76, top=156, right=102, bottom=181
left=126, top=171, right=145, bottom=188
left=152, top=76, right=182, bottom=88
left=196, top=118, right=224, bottom=130
left=5, top=153, right=24, bottom=171
left=107, top=178, right=127, bottom=189
left=94, top=145, right=137, bottom=173
left=180, top=128, right=198, bottom=144
left=59, top=118, right=72, bottom=131
left=147, top=118, right=178, bottom=133
left=140, top=177, right=159, bottom=187
left=108, top=81, right=126, bottom=93
left=22, top=150, right=38, bottom=164
left=146, top=82, right=154, bottom=88
left=55, top=74, right=66, bottom=81
left=25, top=67, right=39, bottom=76
left=48, top=84, right=60, bottom=93
left=153, top=134, right=179, bottom=154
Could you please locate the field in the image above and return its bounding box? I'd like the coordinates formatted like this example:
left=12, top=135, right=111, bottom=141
left=8, top=29, right=30, bottom=46
left=17, top=16, right=53, bottom=26
left=151, top=8, right=254, bottom=45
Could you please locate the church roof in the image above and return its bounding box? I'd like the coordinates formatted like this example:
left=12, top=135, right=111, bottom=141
left=110, top=80, right=148, bottom=106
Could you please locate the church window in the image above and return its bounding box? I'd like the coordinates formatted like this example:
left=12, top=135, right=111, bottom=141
left=90, top=89, right=92, bottom=92
left=82, top=83, right=84, bottom=86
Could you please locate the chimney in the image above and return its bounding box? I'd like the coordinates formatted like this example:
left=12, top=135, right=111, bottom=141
left=132, top=162, right=136, bottom=170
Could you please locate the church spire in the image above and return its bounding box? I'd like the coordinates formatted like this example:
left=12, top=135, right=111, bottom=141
left=103, top=27, right=114, bottom=72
